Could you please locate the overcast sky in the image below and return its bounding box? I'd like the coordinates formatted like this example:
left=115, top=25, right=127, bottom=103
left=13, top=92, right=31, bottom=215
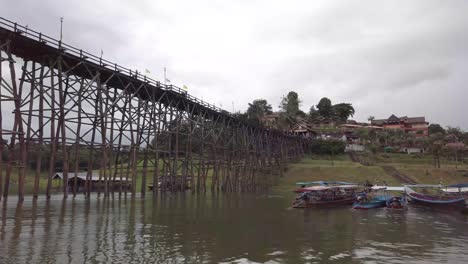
left=2, top=0, right=468, bottom=129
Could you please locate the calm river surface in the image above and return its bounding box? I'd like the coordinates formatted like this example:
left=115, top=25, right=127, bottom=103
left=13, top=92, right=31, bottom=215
left=0, top=193, right=467, bottom=263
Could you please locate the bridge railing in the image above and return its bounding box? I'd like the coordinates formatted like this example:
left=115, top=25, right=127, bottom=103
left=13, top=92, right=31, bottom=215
left=0, top=17, right=232, bottom=117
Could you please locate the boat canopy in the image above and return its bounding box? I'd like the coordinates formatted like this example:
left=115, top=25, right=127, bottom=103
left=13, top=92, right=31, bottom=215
left=447, top=183, right=468, bottom=188
left=442, top=187, right=468, bottom=193
left=404, top=184, right=443, bottom=188
left=405, top=184, right=468, bottom=191
left=300, top=186, right=330, bottom=191
left=295, top=181, right=356, bottom=186
left=371, top=185, right=405, bottom=191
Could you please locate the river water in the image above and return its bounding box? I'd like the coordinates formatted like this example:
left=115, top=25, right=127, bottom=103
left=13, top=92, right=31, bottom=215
left=0, top=193, right=467, bottom=263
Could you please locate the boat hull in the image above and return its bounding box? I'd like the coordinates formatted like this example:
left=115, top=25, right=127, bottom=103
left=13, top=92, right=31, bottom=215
left=353, top=200, right=386, bottom=209
left=353, top=196, right=389, bottom=209
left=407, top=193, right=466, bottom=211
left=292, top=197, right=356, bottom=208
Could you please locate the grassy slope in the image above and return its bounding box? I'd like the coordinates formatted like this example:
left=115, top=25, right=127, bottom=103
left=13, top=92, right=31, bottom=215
left=375, top=153, right=468, bottom=185
left=274, top=153, right=468, bottom=194
left=273, top=155, right=397, bottom=194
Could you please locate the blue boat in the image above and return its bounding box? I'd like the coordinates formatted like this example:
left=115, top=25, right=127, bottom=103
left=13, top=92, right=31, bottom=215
left=353, top=186, right=391, bottom=209
left=353, top=194, right=389, bottom=209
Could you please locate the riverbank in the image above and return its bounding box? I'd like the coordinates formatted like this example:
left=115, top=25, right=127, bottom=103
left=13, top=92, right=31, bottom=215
left=2, top=153, right=467, bottom=197
left=274, top=153, right=468, bottom=194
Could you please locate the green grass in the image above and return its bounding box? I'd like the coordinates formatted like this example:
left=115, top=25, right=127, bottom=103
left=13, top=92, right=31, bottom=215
left=273, top=153, right=468, bottom=195
left=4, top=153, right=467, bottom=196
left=273, top=155, right=400, bottom=194
left=374, top=153, right=468, bottom=185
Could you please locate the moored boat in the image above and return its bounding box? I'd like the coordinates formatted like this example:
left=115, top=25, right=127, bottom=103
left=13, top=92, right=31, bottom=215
left=292, top=185, right=358, bottom=208
left=405, top=185, right=466, bottom=212
left=352, top=187, right=390, bottom=209
left=294, top=181, right=356, bottom=193
left=386, top=196, right=408, bottom=210
left=352, top=195, right=388, bottom=209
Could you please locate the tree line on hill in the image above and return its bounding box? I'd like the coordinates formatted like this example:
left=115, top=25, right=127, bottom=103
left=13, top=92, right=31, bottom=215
left=353, top=124, right=468, bottom=167
left=235, top=91, right=468, bottom=167
left=236, top=91, right=355, bottom=130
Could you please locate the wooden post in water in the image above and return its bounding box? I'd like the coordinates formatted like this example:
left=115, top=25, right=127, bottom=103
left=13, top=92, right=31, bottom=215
left=0, top=41, right=4, bottom=201
left=33, top=63, right=45, bottom=199
left=46, top=59, right=58, bottom=199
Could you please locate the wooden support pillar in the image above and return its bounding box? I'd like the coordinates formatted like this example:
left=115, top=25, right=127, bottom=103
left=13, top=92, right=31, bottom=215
left=46, top=59, right=57, bottom=199
left=0, top=42, right=4, bottom=201
left=152, top=102, right=161, bottom=195
left=85, top=71, right=100, bottom=197
left=33, top=63, right=45, bottom=198
left=57, top=57, right=70, bottom=198
left=72, top=78, right=84, bottom=197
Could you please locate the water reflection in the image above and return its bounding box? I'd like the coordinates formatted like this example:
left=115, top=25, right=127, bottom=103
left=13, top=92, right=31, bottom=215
left=0, top=194, right=467, bottom=263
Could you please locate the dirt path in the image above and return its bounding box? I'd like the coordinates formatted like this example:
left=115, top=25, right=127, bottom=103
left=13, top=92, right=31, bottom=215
left=380, top=165, right=417, bottom=184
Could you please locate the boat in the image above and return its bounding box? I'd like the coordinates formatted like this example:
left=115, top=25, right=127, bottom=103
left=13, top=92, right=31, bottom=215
left=386, top=196, right=408, bottom=210
left=443, top=183, right=468, bottom=197
left=292, top=185, right=358, bottom=208
left=405, top=185, right=466, bottom=211
left=352, top=187, right=390, bottom=209
left=294, top=181, right=356, bottom=193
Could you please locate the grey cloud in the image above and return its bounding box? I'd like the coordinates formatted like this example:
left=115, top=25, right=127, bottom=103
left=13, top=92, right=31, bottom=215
left=1, top=0, right=468, bottom=129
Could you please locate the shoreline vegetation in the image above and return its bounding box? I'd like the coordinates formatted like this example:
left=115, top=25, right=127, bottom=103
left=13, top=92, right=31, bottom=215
left=3, top=153, right=467, bottom=197
left=0, top=88, right=468, bottom=198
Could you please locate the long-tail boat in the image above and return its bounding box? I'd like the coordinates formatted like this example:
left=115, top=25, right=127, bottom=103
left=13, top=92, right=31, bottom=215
left=292, top=184, right=359, bottom=208
left=404, top=185, right=466, bottom=211
left=294, top=181, right=356, bottom=193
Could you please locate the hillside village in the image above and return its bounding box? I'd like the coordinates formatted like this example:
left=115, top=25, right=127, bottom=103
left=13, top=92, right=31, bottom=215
left=238, top=91, right=468, bottom=166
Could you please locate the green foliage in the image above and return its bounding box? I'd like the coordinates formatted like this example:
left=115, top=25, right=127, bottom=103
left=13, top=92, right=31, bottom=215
left=446, top=126, right=463, bottom=139
left=310, top=97, right=355, bottom=123
left=309, top=106, right=319, bottom=119
left=316, top=97, right=333, bottom=118
left=246, top=99, right=272, bottom=120
left=305, top=139, right=346, bottom=155
left=428, top=123, right=445, bottom=135
left=462, top=132, right=468, bottom=145
left=280, top=91, right=301, bottom=116
left=333, top=103, right=355, bottom=122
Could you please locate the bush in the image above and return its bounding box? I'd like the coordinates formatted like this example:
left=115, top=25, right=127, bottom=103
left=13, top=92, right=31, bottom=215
left=305, top=139, right=346, bottom=155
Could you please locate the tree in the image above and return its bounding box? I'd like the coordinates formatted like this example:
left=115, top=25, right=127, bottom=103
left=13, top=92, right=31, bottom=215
left=332, top=103, right=355, bottom=122
left=426, top=132, right=445, bottom=168
left=428, top=123, right=445, bottom=135
left=279, top=91, right=301, bottom=129
left=309, top=106, right=320, bottom=120
left=446, top=126, right=463, bottom=139
left=461, top=132, right=468, bottom=145
left=312, top=97, right=355, bottom=123
left=280, top=91, right=301, bottom=116
left=355, top=128, right=370, bottom=144
left=246, top=99, right=272, bottom=120
left=368, top=116, right=375, bottom=122
left=316, top=97, right=333, bottom=118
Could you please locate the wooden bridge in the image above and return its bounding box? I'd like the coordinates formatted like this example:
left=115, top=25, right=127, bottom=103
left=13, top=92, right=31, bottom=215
left=0, top=17, right=304, bottom=202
